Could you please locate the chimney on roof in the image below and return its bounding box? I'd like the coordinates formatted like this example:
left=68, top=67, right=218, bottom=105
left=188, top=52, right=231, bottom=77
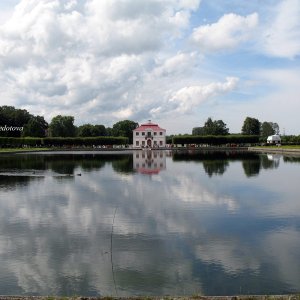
left=148, top=120, right=151, bottom=123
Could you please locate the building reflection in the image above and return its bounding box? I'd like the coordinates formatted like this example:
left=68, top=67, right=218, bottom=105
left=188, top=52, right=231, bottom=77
left=133, top=150, right=166, bottom=175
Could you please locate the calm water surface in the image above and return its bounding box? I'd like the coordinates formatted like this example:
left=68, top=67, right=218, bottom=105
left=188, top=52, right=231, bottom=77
left=0, top=150, right=300, bottom=296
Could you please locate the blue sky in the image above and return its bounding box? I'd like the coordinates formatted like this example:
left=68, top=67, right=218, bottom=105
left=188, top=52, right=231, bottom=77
left=0, top=0, right=299, bottom=134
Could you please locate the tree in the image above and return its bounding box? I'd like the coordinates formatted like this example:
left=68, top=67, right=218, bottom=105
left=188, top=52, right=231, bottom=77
left=49, top=115, right=76, bottom=137
left=261, top=121, right=279, bottom=137
left=192, top=127, right=205, bottom=135
left=112, top=120, right=139, bottom=144
left=77, top=124, right=94, bottom=137
left=77, top=124, right=107, bottom=137
left=0, top=106, right=32, bottom=137
left=195, top=117, right=229, bottom=135
left=261, top=122, right=274, bottom=137
left=214, top=120, right=229, bottom=135
left=22, top=116, right=48, bottom=137
left=93, top=124, right=106, bottom=136
left=271, top=122, right=279, bottom=135
left=105, top=127, right=113, bottom=136
left=241, top=117, right=260, bottom=135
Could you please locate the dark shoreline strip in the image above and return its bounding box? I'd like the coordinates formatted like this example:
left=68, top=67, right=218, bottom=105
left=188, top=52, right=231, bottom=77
left=0, top=294, right=299, bottom=300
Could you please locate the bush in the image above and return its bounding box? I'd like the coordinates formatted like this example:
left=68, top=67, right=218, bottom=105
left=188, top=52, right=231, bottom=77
left=172, top=134, right=259, bottom=146
left=0, top=136, right=129, bottom=148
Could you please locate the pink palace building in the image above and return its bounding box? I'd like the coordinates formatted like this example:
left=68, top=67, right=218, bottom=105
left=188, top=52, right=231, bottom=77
left=133, top=121, right=166, bottom=148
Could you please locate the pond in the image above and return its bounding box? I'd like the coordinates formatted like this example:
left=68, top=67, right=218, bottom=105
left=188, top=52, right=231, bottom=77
left=0, top=150, right=300, bottom=296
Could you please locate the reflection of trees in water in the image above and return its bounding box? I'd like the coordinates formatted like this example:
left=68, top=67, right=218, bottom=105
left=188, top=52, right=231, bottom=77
left=202, top=160, right=229, bottom=177
left=0, top=175, right=42, bottom=190
left=0, top=154, right=134, bottom=175
left=172, top=151, right=280, bottom=177
left=261, top=155, right=280, bottom=169
left=283, top=156, right=300, bottom=163
left=0, top=155, right=47, bottom=171
left=172, top=150, right=259, bottom=162
left=242, top=159, right=261, bottom=177
left=45, top=155, right=107, bottom=174
left=111, top=155, right=134, bottom=174
left=173, top=151, right=258, bottom=177
left=242, top=154, right=280, bottom=177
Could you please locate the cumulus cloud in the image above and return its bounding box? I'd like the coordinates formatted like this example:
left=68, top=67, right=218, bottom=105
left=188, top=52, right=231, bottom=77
left=191, top=12, right=258, bottom=52
left=153, top=52, right=198, bottom=77
left=151, top=77, right=239, bottom=115
left=0, top=0, right=298, bottom=134
left=261, top=0, right=300, bottom=58
left=0, top=0, right=203, bottom=125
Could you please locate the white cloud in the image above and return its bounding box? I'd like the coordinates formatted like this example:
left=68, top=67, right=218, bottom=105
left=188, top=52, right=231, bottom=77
left=151, top=77, right=239, bottom=115
left=1, top=0, right=297, bottom=134
left=191, top=12, right=258, bottom=52
left=261, top=0, right=300, bottom=58
left=0, top=0, right=203, bottom=126
left=153, top=52, right=197, bottom=76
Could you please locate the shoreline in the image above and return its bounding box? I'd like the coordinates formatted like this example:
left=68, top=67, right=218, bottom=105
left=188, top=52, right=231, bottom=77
left=0, top=295, right=299, bottom=300
left=248, top=147, right=300, bottom=155
left=0, top=146, right=248, bottom=155
left=1, top=146, right=300, bottom=156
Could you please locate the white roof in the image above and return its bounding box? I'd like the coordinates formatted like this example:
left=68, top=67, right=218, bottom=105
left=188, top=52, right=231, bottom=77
left=267, top=135, right=281, bottom=140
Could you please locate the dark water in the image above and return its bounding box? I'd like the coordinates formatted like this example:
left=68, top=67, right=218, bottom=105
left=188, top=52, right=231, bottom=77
left=0, top=150, right=300, bottom=296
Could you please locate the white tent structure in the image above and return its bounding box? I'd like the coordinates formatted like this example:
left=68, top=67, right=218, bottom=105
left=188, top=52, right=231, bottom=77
left=267, top=135, right=281, bottom=144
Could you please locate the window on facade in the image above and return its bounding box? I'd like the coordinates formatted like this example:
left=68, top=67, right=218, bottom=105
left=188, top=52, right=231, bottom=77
left=154, top=132, right=157, bottom=135
left=147, top=131, right=151, bottom=137
left=142, top=141, right=145, bottom=145
left=160, top=141, right=163, bottom=145
left=142, top=132, right=145, bottom=136
left=136, top=141, right=139, bottom=146
left=136, top=132, right=139, bottom=136
left=160, top=132, right=163, bottom=135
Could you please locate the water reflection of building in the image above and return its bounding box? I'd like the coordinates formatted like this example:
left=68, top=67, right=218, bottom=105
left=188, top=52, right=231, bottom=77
left=267, top=154, right=281, bottom=162
left=266, top=154, right=280, bottom=168
left=133, top=150, right=166, bottom=174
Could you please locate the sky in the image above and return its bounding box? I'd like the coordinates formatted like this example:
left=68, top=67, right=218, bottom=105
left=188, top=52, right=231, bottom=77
left=0, top=0, right=299, bottom=135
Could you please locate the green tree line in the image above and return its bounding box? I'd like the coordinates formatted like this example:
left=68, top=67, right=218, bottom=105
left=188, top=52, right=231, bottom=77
left=0, top=136, right=128, bottom=147
left=192, top=116, right=280, bottom=137
left=1, top=106, right=300, bottom=146
left=0, top=106, right=138, bottom=144
left=172, top=134, right=259, bottom=146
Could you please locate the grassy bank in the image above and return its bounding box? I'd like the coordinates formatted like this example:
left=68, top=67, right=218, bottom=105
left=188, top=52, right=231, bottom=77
left=255, top=145, right=300, bottom=149
left=0, top=295, right=299, bottom=300
left=249, top=146, right=300, bottom=155
left=0, top=147, right=51, bottom=153
left=1, top=145, right=300, bottom=154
